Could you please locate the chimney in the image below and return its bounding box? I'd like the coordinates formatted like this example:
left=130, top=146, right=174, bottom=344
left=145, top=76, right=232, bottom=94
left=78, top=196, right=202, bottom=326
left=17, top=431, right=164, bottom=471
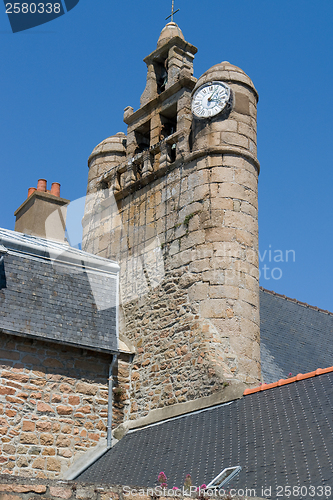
left=14, top=179, right=70, bottom=242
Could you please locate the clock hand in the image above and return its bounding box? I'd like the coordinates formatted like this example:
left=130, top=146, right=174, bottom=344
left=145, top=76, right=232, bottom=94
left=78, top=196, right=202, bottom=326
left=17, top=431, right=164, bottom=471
left=210, top=97, right=222, bottom=103
left=208, top=89, right=218, bottom=102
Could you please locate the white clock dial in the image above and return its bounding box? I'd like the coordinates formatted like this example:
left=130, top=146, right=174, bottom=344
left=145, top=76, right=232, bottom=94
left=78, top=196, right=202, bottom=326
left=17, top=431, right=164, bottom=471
left=191, top=81, right=231, bottom=119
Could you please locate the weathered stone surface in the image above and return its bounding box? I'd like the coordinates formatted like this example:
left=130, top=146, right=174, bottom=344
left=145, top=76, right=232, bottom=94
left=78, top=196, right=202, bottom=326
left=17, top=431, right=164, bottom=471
left=0, top=334, right=111, bottom=478
left=80, top=30, right=261, bottom=423
left=49, top=486, right=73, bottom=499
left=0, top=476, right=265, bottom=500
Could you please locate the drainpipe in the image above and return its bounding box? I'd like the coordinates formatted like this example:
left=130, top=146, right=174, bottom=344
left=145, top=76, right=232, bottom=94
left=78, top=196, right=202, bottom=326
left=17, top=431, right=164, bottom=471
left=107, top=354, right=117, bottom=448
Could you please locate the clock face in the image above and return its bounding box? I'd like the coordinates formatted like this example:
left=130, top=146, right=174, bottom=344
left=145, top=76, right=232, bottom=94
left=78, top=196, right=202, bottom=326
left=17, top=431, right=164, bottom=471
left=191, top=81, right=231, bottom=119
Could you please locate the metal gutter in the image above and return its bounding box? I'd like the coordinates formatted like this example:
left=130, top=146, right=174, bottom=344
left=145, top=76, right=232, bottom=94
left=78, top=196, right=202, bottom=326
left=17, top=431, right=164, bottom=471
left=107, top=355, right=117, bottom=448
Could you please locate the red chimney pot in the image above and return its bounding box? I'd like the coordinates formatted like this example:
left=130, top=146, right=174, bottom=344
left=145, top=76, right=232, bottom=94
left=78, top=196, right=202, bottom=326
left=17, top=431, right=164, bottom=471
left=27, top=187, right=36, bottom=198
left=37, top=179, right=47, bottom=192
left=51, top=182, right=61, bottom=197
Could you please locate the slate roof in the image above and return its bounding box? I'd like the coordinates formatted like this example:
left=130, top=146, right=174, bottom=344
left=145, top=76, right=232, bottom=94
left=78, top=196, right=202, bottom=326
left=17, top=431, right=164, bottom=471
left=0, top=228, right=119, bottom=353
left=260, top=288, right=333, bottom=384
left=77, top=370, right=333, bottom=498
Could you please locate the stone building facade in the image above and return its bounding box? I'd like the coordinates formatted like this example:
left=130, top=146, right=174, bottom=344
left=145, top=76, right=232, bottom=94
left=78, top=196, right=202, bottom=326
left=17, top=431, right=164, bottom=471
left=0, top=229, right=125, bottom=478
left=0, top=332, right=110, bottom=477
left=1, top=21, right=261, bottom=478
left=82, top=22, right=260, bottom=421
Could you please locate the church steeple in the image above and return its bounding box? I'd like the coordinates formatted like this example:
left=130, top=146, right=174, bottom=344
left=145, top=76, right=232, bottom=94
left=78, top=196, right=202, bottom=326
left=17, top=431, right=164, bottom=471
left=84, top=19, right=261, bottom=423
left=140, top=22, right=197, bottom=106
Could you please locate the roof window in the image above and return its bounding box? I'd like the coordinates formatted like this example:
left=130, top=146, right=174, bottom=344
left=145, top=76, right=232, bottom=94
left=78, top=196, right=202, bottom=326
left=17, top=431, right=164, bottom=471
left=206, top=466, right=242, bottom=489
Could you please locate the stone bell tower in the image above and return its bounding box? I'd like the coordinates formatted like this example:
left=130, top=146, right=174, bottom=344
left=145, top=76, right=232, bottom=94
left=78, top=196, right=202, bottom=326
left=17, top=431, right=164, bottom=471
left=83, top=22, right=260, bottom=421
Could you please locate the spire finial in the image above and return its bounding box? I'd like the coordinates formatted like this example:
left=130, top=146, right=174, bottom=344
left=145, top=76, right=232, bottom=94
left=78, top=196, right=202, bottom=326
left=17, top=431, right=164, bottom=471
left=165, top=0, right=179, bottom=22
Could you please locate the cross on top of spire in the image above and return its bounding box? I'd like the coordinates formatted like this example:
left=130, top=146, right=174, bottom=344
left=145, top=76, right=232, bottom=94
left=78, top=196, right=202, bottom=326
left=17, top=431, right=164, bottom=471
left=165, top=0, right=180, bottom=22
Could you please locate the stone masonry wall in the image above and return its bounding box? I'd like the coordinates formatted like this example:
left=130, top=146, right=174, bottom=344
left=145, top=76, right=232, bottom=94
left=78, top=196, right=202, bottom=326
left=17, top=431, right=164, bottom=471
left=83, top=150, right=260, bottom=422
left=0, top=475, right=258, bottom=500
left=0, top=332, right=113, bottom=478
left=82, top=55, right=260, bottom=422
left=124, top=155, right=260, bottom=422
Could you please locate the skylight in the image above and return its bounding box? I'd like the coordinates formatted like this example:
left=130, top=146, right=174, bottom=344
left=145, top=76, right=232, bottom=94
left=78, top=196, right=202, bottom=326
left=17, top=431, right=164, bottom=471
left=206, top=466, right=242, bottom=489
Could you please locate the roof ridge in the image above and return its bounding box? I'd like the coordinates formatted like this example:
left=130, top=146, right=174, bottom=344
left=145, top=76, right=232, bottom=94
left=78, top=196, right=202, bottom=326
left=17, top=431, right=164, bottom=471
left=259, top=286, right=333, bottom=316
left=244, top=366, right=333, bottom=396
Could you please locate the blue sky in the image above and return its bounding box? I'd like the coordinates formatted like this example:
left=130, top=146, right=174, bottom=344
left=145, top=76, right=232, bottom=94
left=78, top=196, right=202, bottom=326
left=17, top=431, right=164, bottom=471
left=1, top=0, right=333, bottom=310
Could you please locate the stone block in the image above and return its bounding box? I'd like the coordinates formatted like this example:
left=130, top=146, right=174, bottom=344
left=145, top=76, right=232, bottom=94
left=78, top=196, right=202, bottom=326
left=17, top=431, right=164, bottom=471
left=178, top=202, right=203, bottom=222
left=46, top=457, right=61, bottom=472
left=209, top=285, right=239, bottom=300
left=205, top=227, right=236, bottom=243
left=249, top=102, right=257, bottom=118
left=234, top=168, right=258, bottom=191
left=222, top=154, right=246, bottom=169
left=210, top=197, right=234, bottom=211
left=187, top=169, right=209, bottom=190
left=42, top=447, right=56, bottom=456
left=49, top=487, right=73, bottom=499
left=239, top=288, right=259, bottom=307
left=224, top=269, right=245, bottom=287
left=179, top=190, right=193, bottom=207
left=0, top=494, right=22, bottom=500
left=193, top=184, right=210, bottom=202
left=179, top=273, right=197, bottom=289
left=0, top=350, right=20, bottom=360
left=188, top=283, right=209, bottom=301
left=212, top=119, right=238, bottom=132
left=246, top=248, right=259, bottom=266
left=22, top=420, right=35, bottom=432
left=40, top=433, right=54, bottom=445
left=249, top=139, right=257, bottom=156
left=245, top=273, right=259, bottom=292
left=180, top=230, right=205, bottom=251
left=240, top=317, right=260, bottom=342
left=212, top=317, right=240, bottom=336
left=201, top=270, right=225, bottom=285
left=224, top=211, right=257, bottom=236
left=233, top=299, right=259, bottom=324
left=36, top=421, right=52, bottom=432
left=213, top=241, right=244, bottom=259
left=238, top=122, right=257, bottom=143
left=189, top=258, right=210, bottom=273
left=240, top=200, right=257, bottom=218
left=3, top=444, right=16, bottom=454
left=20, top=433, right=38, bottom=445
left=32, top=457, right=45, bottom=469
left=199, top=210, right=224, bottom=229
left=76, top=382, right=98, bottom=395
left=56, top=406, right=73, bottom=416
left=235, top=229, right=256, bottom=248
left=195, top=244, right=214, bottom=260
left=37, top=402, right=54, bottom=413
left=216, top=182, right=246, bottom=200
left=68, top=395, right=80, bottom=406
left=200, top=299, right=229, bottom=318
left=168, top=239, right=180, bottom=255
left=17, top=456, right=29, bottom=467
left=234, top=92, right=250, bottom=115
left=210, top=166, right=234, bottom=183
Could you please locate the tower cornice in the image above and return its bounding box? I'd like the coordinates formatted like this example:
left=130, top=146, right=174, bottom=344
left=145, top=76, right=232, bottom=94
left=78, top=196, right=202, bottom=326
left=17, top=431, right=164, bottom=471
left=123, top=75, right=197, bottom=126
left=143, top=36, right=197, bottom=65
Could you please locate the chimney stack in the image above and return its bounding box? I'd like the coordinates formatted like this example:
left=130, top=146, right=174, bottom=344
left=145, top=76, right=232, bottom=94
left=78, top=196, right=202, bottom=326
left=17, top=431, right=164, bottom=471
left=14, top=179, right=70, bottom=242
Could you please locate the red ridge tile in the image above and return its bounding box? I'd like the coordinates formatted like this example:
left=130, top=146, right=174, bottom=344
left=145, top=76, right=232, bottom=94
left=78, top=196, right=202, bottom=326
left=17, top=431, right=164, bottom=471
left=244, top=366, right=333, bottom=396
left=260, top=382, right=278, bottom=390
left=244, top=387, right=261, bottom=395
